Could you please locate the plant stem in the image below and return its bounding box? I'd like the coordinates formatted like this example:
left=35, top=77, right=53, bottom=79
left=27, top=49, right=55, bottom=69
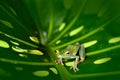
left=0, top=58, right=54, bottom=66
left=71, top=71, right=120, bottom=78
left=87, top=45, right=120, bottom=56
left=47, top=0, right=54, bottom=41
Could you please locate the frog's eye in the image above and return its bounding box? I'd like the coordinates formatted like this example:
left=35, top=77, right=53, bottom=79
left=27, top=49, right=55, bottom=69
left=65, top=51, right=70, bottom=55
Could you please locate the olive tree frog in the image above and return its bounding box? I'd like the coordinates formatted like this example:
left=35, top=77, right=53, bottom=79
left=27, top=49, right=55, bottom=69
left=55, top=43, right=85, bottom=72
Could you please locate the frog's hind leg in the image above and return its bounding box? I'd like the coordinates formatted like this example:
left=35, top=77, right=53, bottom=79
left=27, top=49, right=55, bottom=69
left=78, top=44, right=85, bottom=64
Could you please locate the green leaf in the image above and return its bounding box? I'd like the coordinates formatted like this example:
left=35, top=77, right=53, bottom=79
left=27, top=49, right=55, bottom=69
left=0, top=0, right=120, bottom=80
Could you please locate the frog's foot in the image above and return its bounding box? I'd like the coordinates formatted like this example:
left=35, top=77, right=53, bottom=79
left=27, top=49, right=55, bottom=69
left=55, top=59, right=63, bottom=65
left=70, top=61, right=79, bottom=72
left=70, top=65, right=79, bottom=72
left=78, top=59, right=84, bottom=64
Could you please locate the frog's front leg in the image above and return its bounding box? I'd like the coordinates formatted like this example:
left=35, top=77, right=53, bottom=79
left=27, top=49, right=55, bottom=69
left=56, top=55, right=64, bottom=65
left=55, top=50, right=63, bottom=65
left=70, top=56, right=79, bottom=72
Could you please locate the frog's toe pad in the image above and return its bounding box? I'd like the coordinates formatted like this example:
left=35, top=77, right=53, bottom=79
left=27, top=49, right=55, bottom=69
left=70, top=66, right=79, bottom=72
left=55, top=60, right=63, bottom=65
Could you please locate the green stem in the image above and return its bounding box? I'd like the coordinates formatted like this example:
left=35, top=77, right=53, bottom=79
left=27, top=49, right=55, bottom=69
left=47, top=0, right=54, bottom=41
left=71, top=71, right=120, bottom=78
left=87, top=45, right=120, bottom=56
left=48, top=0, right=87, bottom=45
left=0, top=31, right=38, bottom=48
left=0, top=58, right=54, bottom=66
left=56, top=64, right=71, bottom=80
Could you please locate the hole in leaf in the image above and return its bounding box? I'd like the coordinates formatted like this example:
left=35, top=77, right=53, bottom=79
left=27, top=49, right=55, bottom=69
left=69, top=25, right=84, bottom=36
left=15, top=67, right=23, bottom=71
left=12, top=46, right=43, bottom=55
left=18, top=54, right=28, bottom=58
left=0, top=19, right=14, bottom=29
left=28, top=50, right=43, bottom=55
left=59, top=22, right=66, bottom=31
left=56, top=40, right=61, bottom=44
left=65, top=61, right=74, bottom=66
left=83, top=40, right=98, bottom=48
left=93, top=57, right=111, bottom=64
left=29, top=36, right=39, bottom=44
left=0, top=40, right=10, bottom=48
left=33, top=70, right=49, bottom=77
left=12, top=46, right=27, bottom=53
left=49, top=67, right=58, bottom=75
left=108, top=37, right=120, bottom=43
left=10, top=40, right=19, bottom=45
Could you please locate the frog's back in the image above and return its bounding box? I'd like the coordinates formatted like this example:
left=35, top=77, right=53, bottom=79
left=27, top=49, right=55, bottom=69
left=62, top=43, right=80, bottom=55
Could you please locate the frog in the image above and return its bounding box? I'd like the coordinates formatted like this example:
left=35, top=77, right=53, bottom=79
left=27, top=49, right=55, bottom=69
left=55, top=43, right=85, bottom=72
